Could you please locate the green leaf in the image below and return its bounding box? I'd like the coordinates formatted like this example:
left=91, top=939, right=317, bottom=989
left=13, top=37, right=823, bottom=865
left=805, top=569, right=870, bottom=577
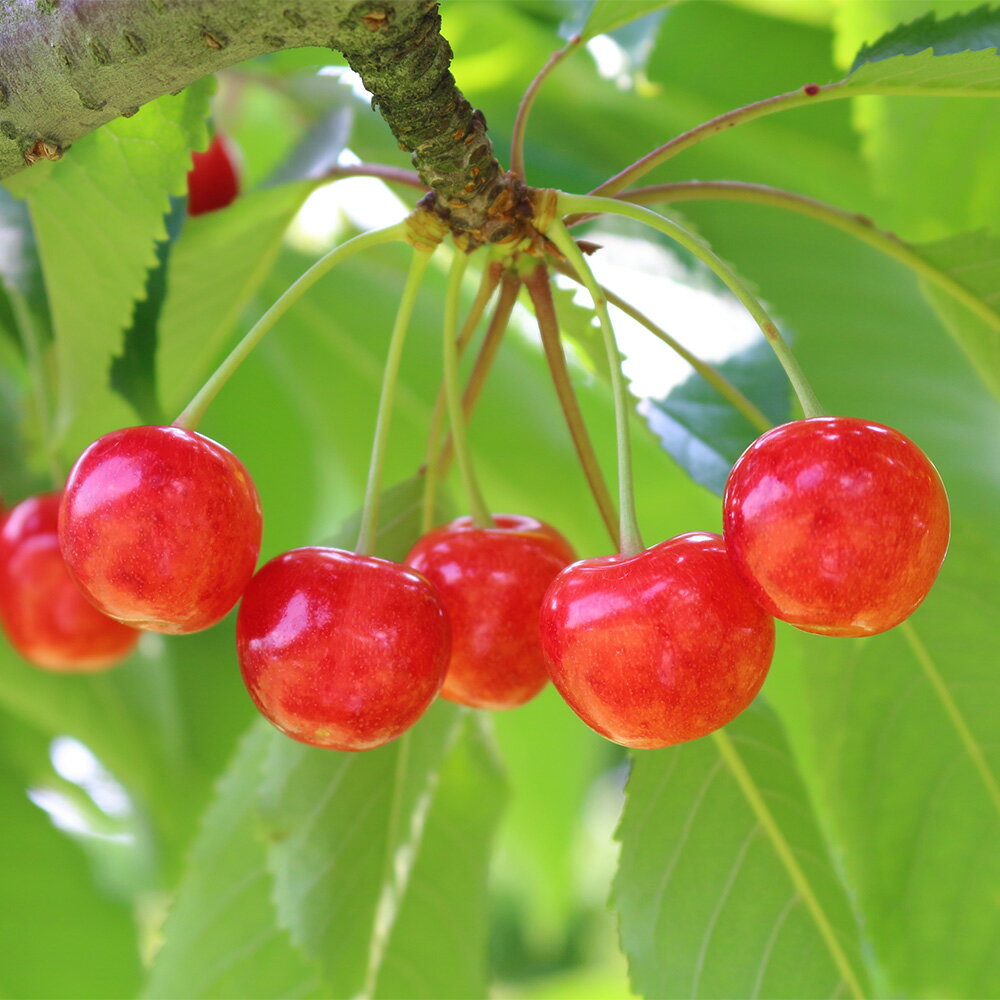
left=143, top=723, right=322, bottom=1000
left=850, top=5, right=1000, bottom=69
left=581, top=1, right=677, bottom=41
left=372, top=715, right=505, bottom=999
left=765, top=519, right=1000, bottom=998
left=157, top=181, right=311, bottom=417
left=258, top=700, right=463, bottom=997
left=22, top=84, right=212, bottom=456
left=914, top=229, right=1000, bottom=400
left=640, top=339, right=790, bottom=496
left=614, top=702, right=871, bottom=1000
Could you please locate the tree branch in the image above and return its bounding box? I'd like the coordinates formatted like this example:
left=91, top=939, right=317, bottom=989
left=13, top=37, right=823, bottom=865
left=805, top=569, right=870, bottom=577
left=0, top=0, right=515, bottom=240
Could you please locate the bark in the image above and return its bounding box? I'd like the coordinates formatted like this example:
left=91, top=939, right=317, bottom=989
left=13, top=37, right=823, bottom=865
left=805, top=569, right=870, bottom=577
left=0, top=0, right=517, bottom=241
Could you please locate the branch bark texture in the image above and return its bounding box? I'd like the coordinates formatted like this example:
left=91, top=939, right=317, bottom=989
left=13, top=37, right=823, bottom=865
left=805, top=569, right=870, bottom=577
left=0, top=0, right=511, bottom=239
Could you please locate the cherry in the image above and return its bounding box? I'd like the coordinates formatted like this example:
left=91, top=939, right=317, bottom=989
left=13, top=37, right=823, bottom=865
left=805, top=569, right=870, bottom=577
left=0, top=493, right=139, bottom=671
left=59, top=425, right=262, bottom=635
left=236, top=547, right=449, bottom=751
left=405, top=514, right=576, bottom=710
left=186, top=133, right=240, bottom=216
left=539, top=532, right=774, bottom=749
left=723, top=417, right=950, bottom=637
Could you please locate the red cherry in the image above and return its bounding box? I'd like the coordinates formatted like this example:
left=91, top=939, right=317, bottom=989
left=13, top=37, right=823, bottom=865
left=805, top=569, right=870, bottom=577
left=186, top=133, right=240, bottom=216
left=539, top=532, right=774, bottom=749
left=236, top=547, right=449, bottom=751
left=723, top=417, right=950, bottom=637
left=59, top=425, right=262, bottom=635
left=405, top=514, right=576, bottom=710
left=0, top=493, right=139, bottom=671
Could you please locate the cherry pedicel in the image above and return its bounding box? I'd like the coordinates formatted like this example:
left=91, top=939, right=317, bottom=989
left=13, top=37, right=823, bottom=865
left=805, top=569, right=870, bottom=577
left=723, top=417, right=950, bottom=637
left=236, top=547, right=450, bottom=751
left=0, top=493, right=139, bottom=671
left=540, top=532, right=774, bottom=749
left=186, top=133, right=240, bottom=216
left=59, top=425, right=263, bottom=635
left=405, top=514, right=576, bottom=710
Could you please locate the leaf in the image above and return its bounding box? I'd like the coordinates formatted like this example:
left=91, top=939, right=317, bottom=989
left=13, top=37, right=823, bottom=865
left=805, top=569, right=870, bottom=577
left=639, top=339, right=790, bottom=496
left=614, top=702, right=871, bottom=1000
left=143, top=723, right=322, bottom=1000
left=765, top=518, right=1000, bottom=998
left=157, top=181, right=311, bottom=417
left=850, top=5, right=1000, bottom=70
left=21, top=83, right=212, bottom=456
left=580, top=1, right=678, bottom=41
left=257, top=700, right=463, bottom=997
left=371, top=715, right=505, bottom=1000
left=914, top=229, right=1000, bottom=400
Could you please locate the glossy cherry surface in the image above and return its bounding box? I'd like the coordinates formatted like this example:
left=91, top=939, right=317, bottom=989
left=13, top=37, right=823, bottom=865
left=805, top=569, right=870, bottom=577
left=59, top=425, right=263, bottom=634
left=540, top=532, right=774, bottom=749
left=405, top=514, right=576, bottom=710
left=236, top=547, right=450, bottom=751
left=723, top=417, right=950, bottom=637
left=0, top=493, right=139, bottom=671
left=186, top=133, right=240, bottom=215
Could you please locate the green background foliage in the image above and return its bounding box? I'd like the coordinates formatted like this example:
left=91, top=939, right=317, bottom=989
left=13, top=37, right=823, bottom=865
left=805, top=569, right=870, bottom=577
left=0, top=2, right=997, bottom=997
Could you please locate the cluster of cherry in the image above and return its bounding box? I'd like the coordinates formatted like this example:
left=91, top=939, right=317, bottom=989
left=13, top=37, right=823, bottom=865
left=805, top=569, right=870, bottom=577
left=0, top=415, right=949, bottom=752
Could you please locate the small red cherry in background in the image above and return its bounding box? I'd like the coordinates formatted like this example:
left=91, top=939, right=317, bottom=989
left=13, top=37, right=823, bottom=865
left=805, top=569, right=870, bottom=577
left=0, top=493, right=139, bottom=671
left=59, top=425, right=262, bottom=635
left=723, top=417, right=950, bottom=637
left=405, top=514, right=576, bottom=710
left=186, top=133, right=240, bottom=216
left=236, top=547, right=449, bottom=751
left=540, top=532, right=774, bottom=749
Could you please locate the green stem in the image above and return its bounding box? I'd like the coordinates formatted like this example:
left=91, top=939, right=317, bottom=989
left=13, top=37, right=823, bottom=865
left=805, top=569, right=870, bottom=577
left=174, top=222, right=407, bottom=431
left=523, top=262, right=620, bottom=549
left=510, top=34, right=582, bottom=180
left=543, top=217, right=643, bottom=558
left=441, top=249, right=492, bottom=528
left=589, top=82, right=846, bottom=198
left=557, top=192, right=824, bottom=420
left=355, top=246, right=435, bottom=555
left=621, top=180, right=1000, bottom=340
left=549, top=258, right=772, bottom=434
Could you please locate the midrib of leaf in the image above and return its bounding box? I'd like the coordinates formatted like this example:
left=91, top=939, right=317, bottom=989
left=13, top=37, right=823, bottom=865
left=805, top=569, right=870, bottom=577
left=711, top=729, right=867, bottom=1000
left=900, top=620, right=1000, bottom=814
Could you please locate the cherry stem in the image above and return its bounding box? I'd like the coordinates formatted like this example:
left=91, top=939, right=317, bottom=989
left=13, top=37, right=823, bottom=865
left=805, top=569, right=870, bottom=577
left=441, top=248, right=492, bottom=528
left=422, top=266, right=514, bottom=532
left=323, top=162, right=427, bottom=191
left=587, top=82, right=845, bottom=200
left=543, top=217, right=644, bottom=558
left=557, top=192, right=825, bottom=420
left=355, top=246, right=436, bottom=556
left=510, top=33, right=583, bottom=180
left=620, top=180, right=1000, bottom=340
left=523, top=262, right=620, bottom=549
left=174, top=222, right=407, bottom=431
left=549, top=258, right=772, bottom=434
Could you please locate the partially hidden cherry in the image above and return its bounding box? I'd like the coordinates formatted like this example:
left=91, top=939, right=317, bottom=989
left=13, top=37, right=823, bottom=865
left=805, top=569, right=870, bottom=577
left=539, top=532, right=775, bottom=749
left=186, top=133, right=240, bottom=216
left=0, top=493, right=139, bottom=671
left=59, top=425, right=263, bottom=635
left=405, top=514, right=576, bottom=710
left=723, top=417, right=950, bottom=637
left=236, top=547, right=449, bottom=751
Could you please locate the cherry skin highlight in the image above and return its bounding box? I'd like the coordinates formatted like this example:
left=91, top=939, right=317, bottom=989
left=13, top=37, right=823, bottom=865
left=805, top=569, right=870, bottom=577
left=0, top=493, right=139, bottom=671
left=186, top=133, right=240, bottom=216
left=539, top=532, right=774, bottom=749
left=405, top=514, right=576, bottom=710
left=59, top=425, right=263, bottom=634
left=236, top=547, right=450, bottom=751
left=723, top=417, right=950, bottom=637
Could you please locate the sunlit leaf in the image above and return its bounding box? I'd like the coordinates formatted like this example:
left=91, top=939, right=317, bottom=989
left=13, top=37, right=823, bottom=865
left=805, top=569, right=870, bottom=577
left=580, top=0, right=677, bottom=41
